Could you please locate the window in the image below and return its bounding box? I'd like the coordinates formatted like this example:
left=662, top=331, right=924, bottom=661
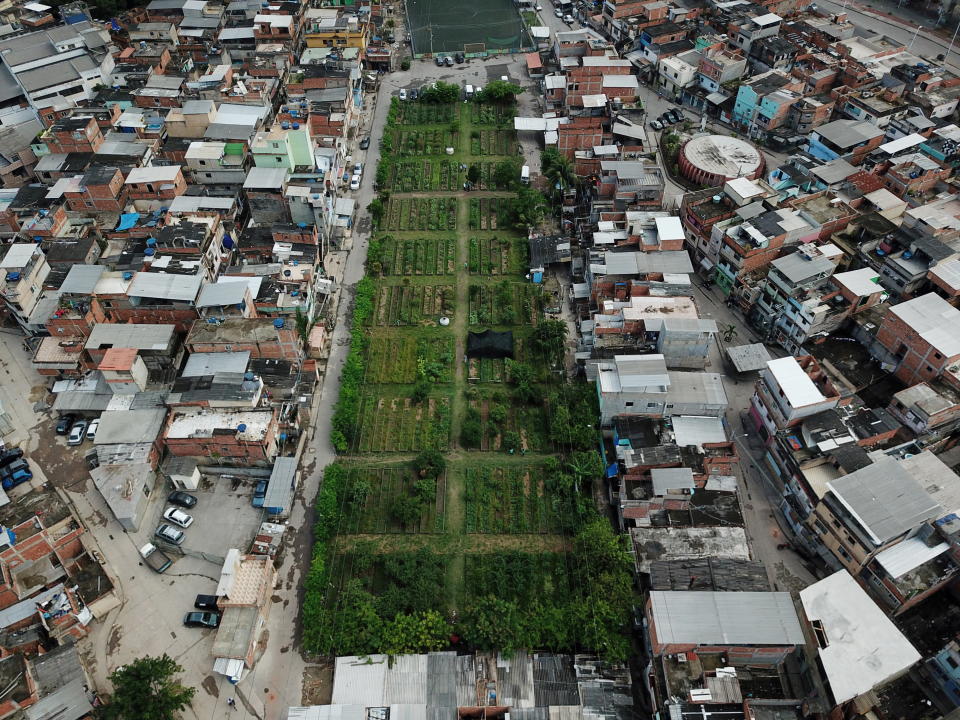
left=947, top=656, right=959, bottom=670
left=275, top=156, right=283, bottom=163
left=625, top=401, right=634, bottom=407
left=646, top=402, right=657, bottom=408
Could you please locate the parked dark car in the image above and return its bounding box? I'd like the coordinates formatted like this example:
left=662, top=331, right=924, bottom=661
left=667, top=108, right=684, bottom=124
left=183, top=611, right=220, bottom=629
left=194, top=594, right=219, bottom=610
left=167, top=490, right=198, bottom=508
left=435, top=56, right=444, bottom=66
left=1, top=469, right=32, bottom=490
left=659, top=112, right=674, bottom=126
left=0, top=448, right=23, bottom=468
left=359, top=137, right=370, bottom=150
left=0, top=460, right=29, bottom=479
left=409, top=89, right=419, bottom=100
left=454, top=52, right=465, bottom=63
left=252, top=479, right=268, bottom=508
left=55, top=414, right=76, bottom=435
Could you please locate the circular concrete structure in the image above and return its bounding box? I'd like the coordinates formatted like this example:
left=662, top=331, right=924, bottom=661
left=679, top=135, right=764, bottom=186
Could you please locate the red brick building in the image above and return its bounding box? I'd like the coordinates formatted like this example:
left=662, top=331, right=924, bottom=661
left=63, top=167, right=128, bottom=213
left=124, top=165, right=187, bottom=201
left=163, top=408, right=279, bottom=462
left=875, top=293, right=960, bottom=386
left=186, top=317, right=302, bottom=361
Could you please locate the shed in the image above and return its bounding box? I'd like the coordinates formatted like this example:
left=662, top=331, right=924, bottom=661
left=466, top=330, right=514, bottom=359
left=725, top=343, right=771, bottom=374
left=262, top=456, right=297, bottom=517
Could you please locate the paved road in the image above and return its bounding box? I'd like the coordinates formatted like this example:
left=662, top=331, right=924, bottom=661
left=818, top=0, right=960, bottom=71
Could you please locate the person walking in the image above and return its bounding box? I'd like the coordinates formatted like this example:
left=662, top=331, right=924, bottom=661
left=227, top=698, right=237, bottom=710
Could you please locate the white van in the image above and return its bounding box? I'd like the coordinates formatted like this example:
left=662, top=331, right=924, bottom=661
left=520, top=165, right=530, bottom=185
left=465, top=84, right=474, bottom=99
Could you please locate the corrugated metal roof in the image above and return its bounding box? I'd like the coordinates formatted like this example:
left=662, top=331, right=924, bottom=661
left=649, top=591, right=804, bottom=646
left=497, top=651, right=535, bottom=708
left=59, top=264, right=104, bottom=295
left=827, top=457, right=942, bottom=545
left=532, top=655, right=580, bottom=707
left=183, top=351, right=250, bottom=378
left=262, top=457, right=297, bottom=514
left=672, top=415, right=727, bottom=447
left=331, top=655, right=388, bottom=705
left=874, top=536, right=950, bottom=578
left=127, top=272, right=202, bottom=302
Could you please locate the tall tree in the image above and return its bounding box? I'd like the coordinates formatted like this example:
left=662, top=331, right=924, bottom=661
left=99, top=655, right=195, bottom=720
left=541, top=147, right=576, bottom=205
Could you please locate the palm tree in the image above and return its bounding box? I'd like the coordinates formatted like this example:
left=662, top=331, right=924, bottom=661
left=541, top=148, right=576, bottom=206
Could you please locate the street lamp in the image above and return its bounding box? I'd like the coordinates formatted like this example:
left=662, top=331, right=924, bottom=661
left=909, top=24, right=923, bottom=51
left=946, top=15, right=960, bottom=64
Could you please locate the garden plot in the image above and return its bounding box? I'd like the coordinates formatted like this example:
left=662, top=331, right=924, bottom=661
left=468, top=197, right=514, bottom=230
left=468, top=282, right=541, bottom=326
left=467, top=337, right=528, bottom=382
left=394, top=129, right=459, bottom=156
left=373, top=284, right=455, bottom=326
left=340, top=467, right=446, bottom=533
left=380, top=236, right=457, bottom=276
left=366, top=335, right=454, bottom=384
left=463, top=551, right=572, bottom=605
left=468, top=235, right=525, bottom=275
left=398, top=103, right=460, bottom=126
left=464, top=465, right=567, bottom=533
left=470, top=129, right=517, bottom=156
left=383, top=160, right=462, bottom=192
left=467, top=395, right=550, bottom=452
left=383, top=198, right=458, bottom=231
left=327, top=548, right=449, bottom=613
left=355, top=393, right=451, bottom=452
left=469, top=103, right=514, bottom=127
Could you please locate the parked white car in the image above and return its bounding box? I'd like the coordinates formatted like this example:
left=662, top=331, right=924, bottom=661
left=86, top=417, right=100, bottom=440
left=163, top=506, right=194, bottom=528
left=350, top=175, right=361, bottom=191
left=399, top=89, right=408, bottom=101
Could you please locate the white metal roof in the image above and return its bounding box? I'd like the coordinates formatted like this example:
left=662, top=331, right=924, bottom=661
left=765, top=356, right=826, bottom=409
left=655, top=216, right=684, bottom=242
left=651, top=467, right=695, bottom=494
left=874, top=536, right=950, bottom=579
left=672, top=415, right=727, bottom=447
left=890, top=292, right=960, bottom=358
left=800, top=571, right=920, bottom=704
left=127, top=272, right=202, bottom=301
left=649, top=591, right=804, bottom=646
left=581, top=94, right=607, bottom=107
left=833, top=268, right=881, bottom=297
left=0, top=243, right=37, bottom=269
left=125, top=165, right=181, bottom=184
left=878, top=132, right=925, bottom=155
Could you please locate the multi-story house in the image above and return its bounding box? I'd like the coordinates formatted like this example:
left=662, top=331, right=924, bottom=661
left=805, top=119, right=886, bottom=165
left=750, top=355, right=841, bottom=441
left=874, top=292, right=960, bottom=386
left=0, top=243, right=52, bottom=334
left=808, top=450, right=960, bottom=614
left=731, top=70, right=803, bottom=140
left=657, top=49, right=701, bottom=98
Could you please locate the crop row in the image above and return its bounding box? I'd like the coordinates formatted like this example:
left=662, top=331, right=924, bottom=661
left=383, top=198, right=458, bottom=231
left=373, top=283, right=454, bottom=326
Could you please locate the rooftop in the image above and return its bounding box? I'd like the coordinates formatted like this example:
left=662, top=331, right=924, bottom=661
left=631, top=526, right=750, bottom=574
left=166, top=409, right=273, bottom=441
left=888, top=292, right=960, bottom=358
left=827, top=456, right=943, bottom=545
left=649, top=591, right=805, bottom=646
left=766, top=356, right=827, bottom=408
left=799, top=570, right=920, bottom=704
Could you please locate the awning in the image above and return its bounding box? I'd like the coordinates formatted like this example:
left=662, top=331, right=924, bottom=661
left=700, top=256, right=714, bottom=270
left=705, top=92, right=728, bottom=105
left=213, top=657, right=245, bottom=682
